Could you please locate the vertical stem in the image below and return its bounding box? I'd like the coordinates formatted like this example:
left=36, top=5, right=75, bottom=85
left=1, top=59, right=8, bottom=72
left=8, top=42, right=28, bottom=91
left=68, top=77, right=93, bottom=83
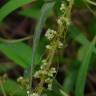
left=0, top=82, right=7, bottom=96
left=86, top=0, right=96, bottom=6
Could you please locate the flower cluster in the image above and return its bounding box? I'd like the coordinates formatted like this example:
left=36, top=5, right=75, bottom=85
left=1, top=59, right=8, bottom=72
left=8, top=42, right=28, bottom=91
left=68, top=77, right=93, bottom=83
left=34, top=60, right=48, bottom=78
left=58, top=2, right=71, bottom=26
left=45, top=29, right=57, bottom=40
left=34, top=59, right=56, bottom=90
left=17, top=76, right=29, bottom=89
left=57, top=41, right=63, bottom=48
left=60, top=3, right=66, bottom=11
left=45, top=67, right=56, bottom=90
left=57, top=17, right=70, bottom=26
left=45, top=2, right=72, bottom=51
left=45, top=40, right=63, bottom=50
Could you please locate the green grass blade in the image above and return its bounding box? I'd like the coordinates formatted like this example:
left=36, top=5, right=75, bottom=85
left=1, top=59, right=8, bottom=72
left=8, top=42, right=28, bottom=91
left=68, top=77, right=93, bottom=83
left=63, top=70, right=77, bottom=93
left=68, top=24, right=96, bottom=54
left=75, top=36, right=96, bottom=96
left=20, top=7, right=40, bottom=19
left=29, top=1, right=55, bottom=91
left=0, top=79, right=26, bottom=96
left=0, top=42, right=32, bottom=68
left=68, top=24, right=89, bottom=45
left=63, top=60, right=80, bottom=94
left=0, top=0, right=33, bottom=22
left=0, top=38, right=46, bottom=69
left=31, top=2, right=55, bottom=66
left=45, top=79, right=68, bottom=96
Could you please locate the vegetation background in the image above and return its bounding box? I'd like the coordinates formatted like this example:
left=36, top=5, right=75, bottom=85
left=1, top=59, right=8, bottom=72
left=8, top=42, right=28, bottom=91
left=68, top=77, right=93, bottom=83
left=0, top=0, right=96, bottom=96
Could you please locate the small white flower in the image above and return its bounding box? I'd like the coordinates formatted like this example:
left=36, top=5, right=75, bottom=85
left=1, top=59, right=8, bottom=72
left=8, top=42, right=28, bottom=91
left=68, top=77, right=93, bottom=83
left=40, top=64, right=46, bottom=70
left=48, top=72, right=53, bottom=77
left=57, top=19, right=63, bottom=25
left=45, top=29, right=57, bottom=40
left=30, top=93, right=39, bottom=96
left=48, top=83, right=52, bottom=90
left=42, top=59, right=47, bottom=65
left=46, top=45, right=52, bottom=49
left=41, top=70, right=48, bottom=75
left=64, top=18, right=71, bottom=26
left=40, top=59, right=48, bottom=69
left=48, top=67, right=56, bottom=77
left=58, top=41, right=63, bottom=48
left=17, top=76, right=23, bottom=82
left=67, top=0, right=70, bottom=2
left=50, top=67, right=56, bottom=74
left=58, top=17, right=71, bottom=26
left=27, top=91, right=30, bottom=95
left=45, top=77, right=53, bottom=90
left=34, top=70, right=41, bottom=78
left=57, top=17, right=65, bottom=25
left=60, top=3, right=66, bottom=11
left=45, top=78, right=53, bottom=83
left=42, top=59, right=47, bottom=63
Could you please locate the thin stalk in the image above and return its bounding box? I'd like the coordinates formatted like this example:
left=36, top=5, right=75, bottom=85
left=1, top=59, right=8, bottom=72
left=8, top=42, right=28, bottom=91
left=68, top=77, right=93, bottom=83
left=60, top=89, right=69, bottom=96
left=83, top=0, right=96, bottom=16
left=0, top=83, right=7, bottom=96
left=86, top=0, right=96, bottom=6
left=0, top=36, right=32, bottom=43
left=34, top=50, right=56, bottom=94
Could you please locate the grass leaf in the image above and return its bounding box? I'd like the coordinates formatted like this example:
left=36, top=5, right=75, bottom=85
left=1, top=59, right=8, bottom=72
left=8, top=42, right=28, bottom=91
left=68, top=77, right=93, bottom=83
left=75, top=36, right=96, bottom=96
left=68, top=24, right=96, bottom=54
left=63, top=60, right=80, bottom=93
left=20, top=7, right=40, bottom=19
left=0, top=79, right=26, bottom=96
left=29, top=2, right=55, bottom=89
left=0, top=0, right=33, bottom=22
left=0, top=42, right=32, bottom=68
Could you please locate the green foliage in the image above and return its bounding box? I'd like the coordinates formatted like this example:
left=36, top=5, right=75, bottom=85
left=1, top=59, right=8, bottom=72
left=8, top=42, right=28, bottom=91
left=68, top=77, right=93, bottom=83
left=20, top=8, right=40, bottom=19
left=0, top=42, right=32, bottom=68
left=75, top=36, right=96, bottom=96
left=0, top=63, right=16, bottom=73
left=0, top=0, right=33, bottom=22
left=0, top=79, right=26, bottom=96
left=0, top=0, right=96, bottom=96
left=89, top=18, right=96, bottom=35
left=68, top=24, right=96, bottom=54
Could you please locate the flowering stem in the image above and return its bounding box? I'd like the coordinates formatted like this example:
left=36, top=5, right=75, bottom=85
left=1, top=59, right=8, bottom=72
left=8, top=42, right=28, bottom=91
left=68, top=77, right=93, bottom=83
left=35, top=50, right=56, bottom=94
left=30, top=0, right=74, bottom=95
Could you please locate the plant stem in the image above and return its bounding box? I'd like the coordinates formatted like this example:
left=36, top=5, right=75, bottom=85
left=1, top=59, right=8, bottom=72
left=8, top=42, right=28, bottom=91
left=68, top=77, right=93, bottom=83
left=86, top=0, right=96, bottom=6
left=35, top=49, right=56, bottom=94
left=0, top=36, right=32, bottom=43
left=29, top=0, right=74, bottom=95
left=83, top=0, right=96, bottom=16
left=0, top=82, right=7, bottom=96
